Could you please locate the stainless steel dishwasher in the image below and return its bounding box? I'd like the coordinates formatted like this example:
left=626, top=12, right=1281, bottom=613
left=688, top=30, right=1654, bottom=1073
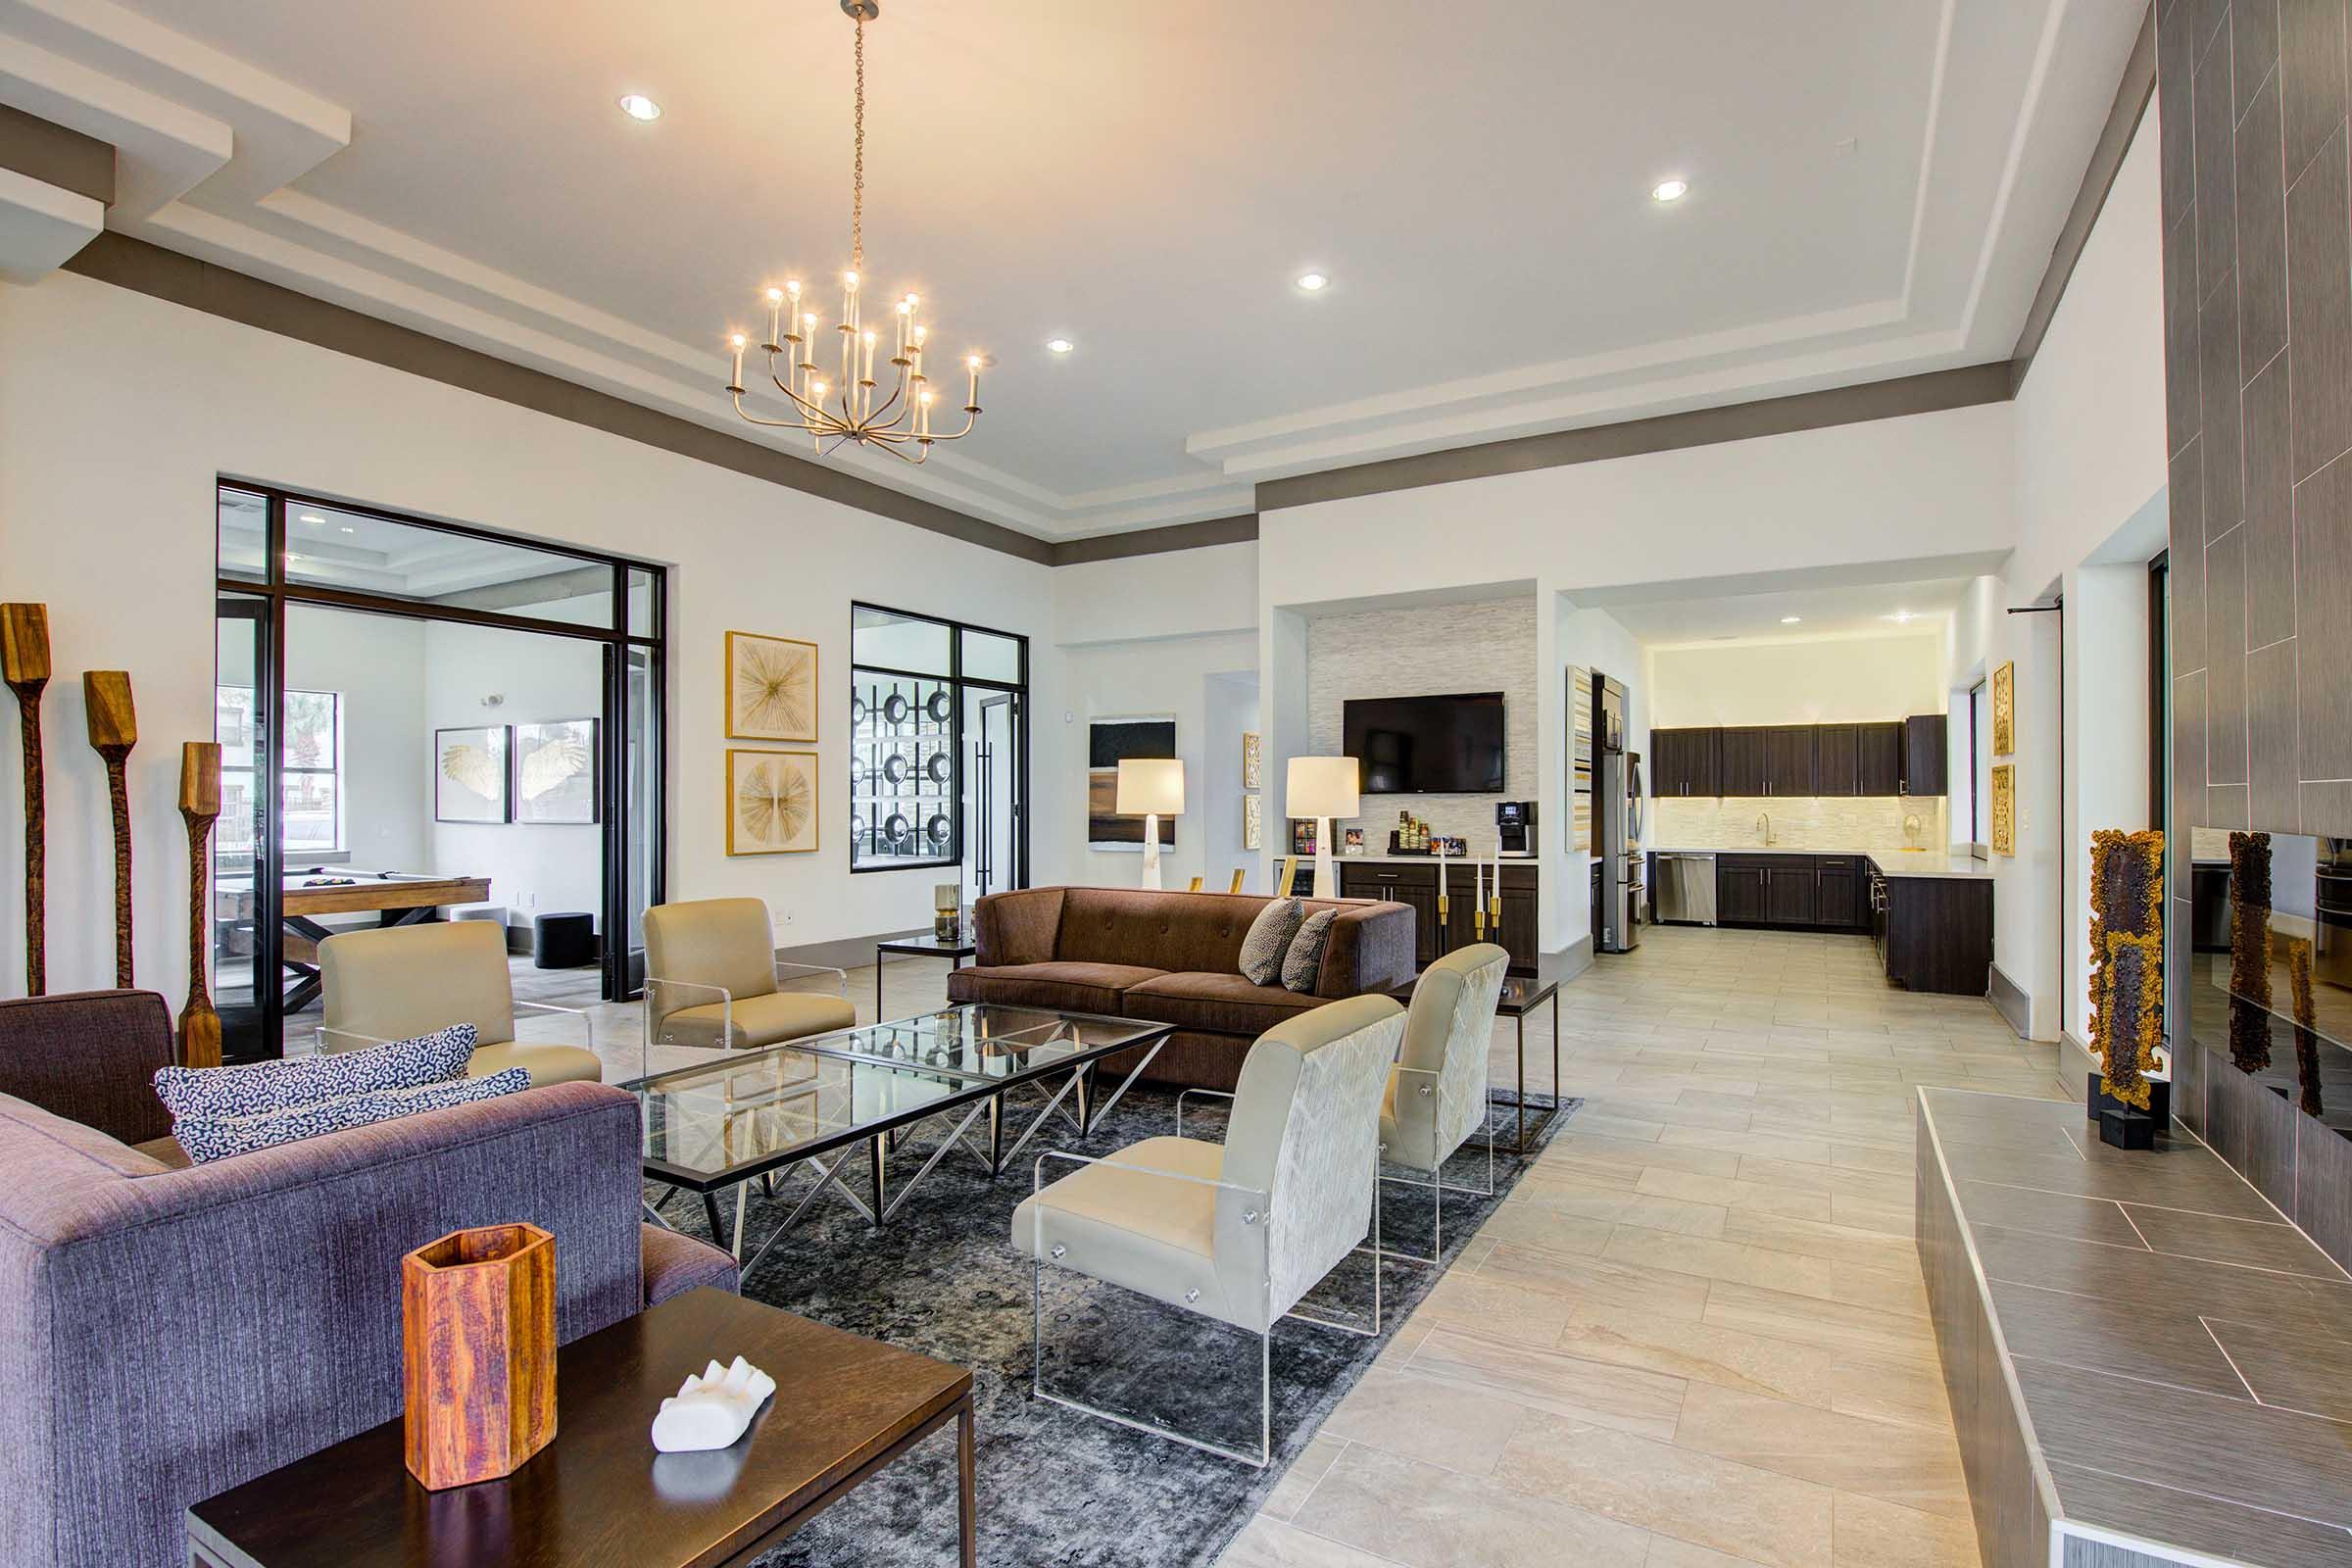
left=1652, top=852, right=1717, bottom=926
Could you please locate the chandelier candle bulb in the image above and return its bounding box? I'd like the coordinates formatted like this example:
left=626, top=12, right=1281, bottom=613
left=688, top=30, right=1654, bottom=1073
left=727, top=334, right=746, bottom=392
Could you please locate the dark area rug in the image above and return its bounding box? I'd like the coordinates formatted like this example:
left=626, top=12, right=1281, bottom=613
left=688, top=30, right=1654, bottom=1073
left=648, top=1083, right=1577, bottom=1568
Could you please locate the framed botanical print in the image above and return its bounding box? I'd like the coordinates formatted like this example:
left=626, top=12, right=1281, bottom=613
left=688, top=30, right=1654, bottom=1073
left=1989, top=763, right=2016, bottom=856
left=435, top=726, right=510, bottom=823
left=1991, top=661, right=2015, bottom=757
left=513, top=718, right=599, bottom=825
left=726, top=631, right=818, bottom=742
left=728, top=748, right=819, bottom=855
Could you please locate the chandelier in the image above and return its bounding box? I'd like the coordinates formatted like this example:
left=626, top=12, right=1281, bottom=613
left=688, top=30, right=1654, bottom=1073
left=723, top=0, right=981, bottom=464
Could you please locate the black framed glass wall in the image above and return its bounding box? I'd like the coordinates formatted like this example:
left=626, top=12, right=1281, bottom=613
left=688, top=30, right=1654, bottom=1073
left=849, top=603, right=1028, bottom=896
left=214, top=485, right=666, bottom=1062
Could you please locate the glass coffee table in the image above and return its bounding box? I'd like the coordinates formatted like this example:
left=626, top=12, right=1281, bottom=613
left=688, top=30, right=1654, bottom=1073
left=629, top=1004, right=1172, bottom=1277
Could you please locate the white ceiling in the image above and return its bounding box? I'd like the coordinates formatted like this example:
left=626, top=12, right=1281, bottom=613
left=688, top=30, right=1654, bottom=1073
left=2, top=0, right=2147, bottom=540
left=1609, top=576, right=1969, bottom=646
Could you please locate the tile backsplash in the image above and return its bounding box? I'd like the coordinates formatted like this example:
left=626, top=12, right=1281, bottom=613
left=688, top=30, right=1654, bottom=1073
left=1651, top=796, right=1949, bottom=855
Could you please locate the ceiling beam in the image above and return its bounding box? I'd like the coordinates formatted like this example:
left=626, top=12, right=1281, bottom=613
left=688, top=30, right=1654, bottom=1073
left=0, top=103, right=114, bottom=207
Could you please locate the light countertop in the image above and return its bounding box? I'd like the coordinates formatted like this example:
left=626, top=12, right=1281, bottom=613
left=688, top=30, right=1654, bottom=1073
left=1645, top=845, right=1993, bottom=880
left=1332, top=853, right=1543, bottom=868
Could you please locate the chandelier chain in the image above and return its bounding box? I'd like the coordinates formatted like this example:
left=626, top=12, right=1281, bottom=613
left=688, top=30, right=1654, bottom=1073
left=851, top=13, right=865, bottom=270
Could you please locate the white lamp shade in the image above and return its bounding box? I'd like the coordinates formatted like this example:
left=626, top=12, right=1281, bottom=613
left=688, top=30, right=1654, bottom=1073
left=1287, top=756, right=1360, bottom=819
left=1115, top=757, right=1185, bottom=815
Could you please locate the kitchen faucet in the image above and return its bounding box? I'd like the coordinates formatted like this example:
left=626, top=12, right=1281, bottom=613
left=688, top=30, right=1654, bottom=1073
left=1755, top=810, right=1774, bottom=846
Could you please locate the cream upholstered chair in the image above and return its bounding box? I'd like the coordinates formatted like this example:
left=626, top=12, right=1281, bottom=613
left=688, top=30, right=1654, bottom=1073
left=642, top=898, right=855, bottom=1055
left=1014, top=993, right=1404, bottom=1466
left=318, top=919, right=603, bottom=1088
left=1380, top=941, right=1509, bottom=1261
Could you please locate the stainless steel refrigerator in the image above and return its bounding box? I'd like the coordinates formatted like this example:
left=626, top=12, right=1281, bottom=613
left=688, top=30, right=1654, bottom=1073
left=1596, top=672, right=1643, bottom=953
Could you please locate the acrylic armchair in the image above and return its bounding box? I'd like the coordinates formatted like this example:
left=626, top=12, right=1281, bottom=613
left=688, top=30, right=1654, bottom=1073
left=317, top=919, right=603, bottom=1087
left=1014, top=993, right=1404, bottom=1466
left=641, top=898, right=856, bottom=1065
left=1377, top=942, right=1509, bottom=1262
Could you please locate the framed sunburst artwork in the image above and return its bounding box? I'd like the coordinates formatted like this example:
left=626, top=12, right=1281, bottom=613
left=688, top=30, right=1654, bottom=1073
left=727, top=749, right=819, bottom=856
left=726, top=631, right=818, bottom=742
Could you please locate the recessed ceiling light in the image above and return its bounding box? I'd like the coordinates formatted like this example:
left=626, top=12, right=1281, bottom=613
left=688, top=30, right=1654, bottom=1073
left=1779, top=615, right=1802, bottom=624
left=298, top=513, right=323, bottom=525
left=1651, top=178, right=1690, bottom=203
left=617, top=93, right=662, bottom=122
left=1046, top=338, right=1074, bottom=355
left=1886, top=610, right=1918, bottom=623
left=1295, top=271, right=1330, bottom=292
left=339, top=524, right=355, bottom=534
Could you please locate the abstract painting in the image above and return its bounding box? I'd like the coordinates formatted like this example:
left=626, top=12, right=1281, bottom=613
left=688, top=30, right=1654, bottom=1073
left=728, top=749, right=818, bottom=855
left=435, top=726, right=509, bottom=823
left=513, top=719, right=599, bottom=824
left=1242, top=731, right=1262, bottom=789
left=1088, top=713, right=1176, bottom=851
left=1989, top=763, right=2015, bottom=856
left=1243, top=793, right=1263, bottom=851
left=727, top=631, right=817, bottom=742
left=1991, top=661, right=2015, bottom=757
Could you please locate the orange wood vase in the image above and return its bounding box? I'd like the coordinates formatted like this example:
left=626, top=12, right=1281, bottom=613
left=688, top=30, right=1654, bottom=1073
left=401, top=1223, right=558, bottom=1491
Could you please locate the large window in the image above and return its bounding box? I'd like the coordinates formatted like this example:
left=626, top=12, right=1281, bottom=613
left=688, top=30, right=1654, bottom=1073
left=218, top=686, right=342, bottom=858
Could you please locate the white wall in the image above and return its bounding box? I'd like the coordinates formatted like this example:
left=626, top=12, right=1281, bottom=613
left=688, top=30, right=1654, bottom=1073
left=0, top=269, right=1060, bottom=1003
left=1202, top=671, right=1261, bottom=891
left=422, top=615, right=605, bottom=931
left=1647, top=634, right=1945, bottom=728
left=1054, top=629, right=1258, bottom=891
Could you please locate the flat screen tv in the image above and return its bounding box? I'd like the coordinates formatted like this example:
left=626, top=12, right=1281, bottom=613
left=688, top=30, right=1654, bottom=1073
left=1343, top=692, right=1505, bottom=795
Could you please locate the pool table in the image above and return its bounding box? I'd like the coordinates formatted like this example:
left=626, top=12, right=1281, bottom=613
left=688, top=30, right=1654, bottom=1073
left=233, top=868, right=494, bottom=1013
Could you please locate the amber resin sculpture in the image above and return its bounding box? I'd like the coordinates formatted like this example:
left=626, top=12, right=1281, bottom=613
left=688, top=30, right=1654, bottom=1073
left=2087, top=829, right=2165, bottom=1110
left=2229, top=832, right=2274, bottom=1073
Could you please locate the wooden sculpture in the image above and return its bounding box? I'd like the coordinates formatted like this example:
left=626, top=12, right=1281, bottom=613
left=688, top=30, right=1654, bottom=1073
left=2086, top=829, right=2164, bottom=1112
left=402, top=1223, right=558, bottom=1490
left=1, top=605, right=50, bottom=995
left=83, top=671, right=137, bottom=988
left=2229, top=831, right=2274, bottom=1073
left=178, top=742, right=222, bottom=1069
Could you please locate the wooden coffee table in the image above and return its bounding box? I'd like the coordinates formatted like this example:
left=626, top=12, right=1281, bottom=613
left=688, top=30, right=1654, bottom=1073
left=186, top=1287, right=977, bottom=1568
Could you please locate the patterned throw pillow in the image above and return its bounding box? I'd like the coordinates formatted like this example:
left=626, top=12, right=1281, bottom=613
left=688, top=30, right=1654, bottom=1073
left=154, top=1024, right=479, bottom=1122
left=1239, top=898, right=1306, bottom=986
left=1282, top=907, right=1340, bottom=994
left=172, top=1068, right=531, bottom=1165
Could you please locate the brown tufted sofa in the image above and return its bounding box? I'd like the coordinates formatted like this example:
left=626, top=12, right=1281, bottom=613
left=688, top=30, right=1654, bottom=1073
left=945, top=886, right=1417, bottom=1091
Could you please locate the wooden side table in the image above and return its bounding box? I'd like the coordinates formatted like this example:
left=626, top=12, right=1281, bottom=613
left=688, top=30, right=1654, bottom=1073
left=188, top=1288, right=977, bottom=1568
left=875, top=933, right=977, bottom=1020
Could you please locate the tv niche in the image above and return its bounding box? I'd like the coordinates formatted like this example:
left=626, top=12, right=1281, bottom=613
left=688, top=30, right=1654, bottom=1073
left=1343, top=691, right=1505, bottom=795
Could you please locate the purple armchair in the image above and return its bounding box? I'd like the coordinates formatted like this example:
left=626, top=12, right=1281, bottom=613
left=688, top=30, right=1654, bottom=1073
left=0, top=990, right=737, bottom=1568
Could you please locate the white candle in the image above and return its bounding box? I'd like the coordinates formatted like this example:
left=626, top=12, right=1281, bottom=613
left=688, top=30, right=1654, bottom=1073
left=1438, top=844, right=1446, bottom=899
left=727, top=333, right=745, bottom=389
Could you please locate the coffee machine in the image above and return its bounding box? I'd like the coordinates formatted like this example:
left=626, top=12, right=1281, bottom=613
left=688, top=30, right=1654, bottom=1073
left=1496, top=800, right=1536, bottom=856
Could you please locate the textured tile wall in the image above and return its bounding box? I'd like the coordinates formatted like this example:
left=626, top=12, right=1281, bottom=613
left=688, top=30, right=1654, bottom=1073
left=1304, top=596, right=1538, bottom=848
left=1650, top=795, right=1950, bottom=855
left=2165, top=0, right=2351, bottom=840
left=2160, top=0, right=2352, bottom=1226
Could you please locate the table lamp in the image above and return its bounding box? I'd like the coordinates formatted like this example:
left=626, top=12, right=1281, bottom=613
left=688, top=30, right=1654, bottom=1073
left=1286, top=756, right=1359, bottom=900
left=1116, top=758, right=1183, bottom=889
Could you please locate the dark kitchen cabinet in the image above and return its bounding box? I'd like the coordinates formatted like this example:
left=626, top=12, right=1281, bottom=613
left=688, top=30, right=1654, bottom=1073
left=1856, top=723, right=1903, bottom=796
left=1717, top=862, right=1769, bottom=923
left=1879, top=872, right=1992, bottom=995
left=1649, top=727, right=1721, bottom=798
left=1719, top=727, right=1770, bottom=796
left=1765, top=860, right=1820, bottom=925
left=1816, top=857, right=1858, bottom=927
left=1901, top=714, right=1948, bottom=797
left=1816, top=725, right=1860, bottom=797
left=1339, top=860, right=1539, bottom=972
left=1766, top=727, right=1818, bottom=797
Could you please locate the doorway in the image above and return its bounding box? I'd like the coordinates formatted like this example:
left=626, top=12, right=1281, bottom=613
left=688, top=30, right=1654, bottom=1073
left=213, top=486, right=665, bottom=1062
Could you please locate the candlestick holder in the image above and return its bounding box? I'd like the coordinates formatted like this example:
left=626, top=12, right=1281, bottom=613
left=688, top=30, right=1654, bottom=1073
left=2, top=605, right=50, bottom=995
left=83, top=671, right=137, bottom=988
left=178, top=742, right=221, bottom=1069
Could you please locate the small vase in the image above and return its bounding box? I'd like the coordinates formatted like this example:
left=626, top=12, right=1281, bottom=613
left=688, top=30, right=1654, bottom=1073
left=403, top=1223, right=558, bottom=1491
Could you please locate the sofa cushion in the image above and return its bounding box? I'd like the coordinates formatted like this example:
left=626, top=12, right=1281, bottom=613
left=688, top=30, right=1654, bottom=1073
left=661, top=990, right=857, bottom=1050
left=172, top=1067, right=533, bottom=1164
left=947, top=960, right=1167, bottom=1014
left=1124, top=971, right=1330, bottom=1038
left=1282, top=907, right=1340, bottom=993
left=153, top=1023, right=478, bottom=1122
left=1238, top=898, right=1305, bottom=985
left=1053, top=887, right=1267, bottom=973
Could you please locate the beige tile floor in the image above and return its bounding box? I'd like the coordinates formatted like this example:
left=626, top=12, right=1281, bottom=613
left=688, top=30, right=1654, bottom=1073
left=574, top=927, right=2065, bottom=1568
left=1220, top=924, right=2070, bottom=1568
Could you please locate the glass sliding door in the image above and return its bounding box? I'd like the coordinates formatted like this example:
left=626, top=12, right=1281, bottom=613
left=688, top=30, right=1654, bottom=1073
left=217, top=483, right=666, bottom=1058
